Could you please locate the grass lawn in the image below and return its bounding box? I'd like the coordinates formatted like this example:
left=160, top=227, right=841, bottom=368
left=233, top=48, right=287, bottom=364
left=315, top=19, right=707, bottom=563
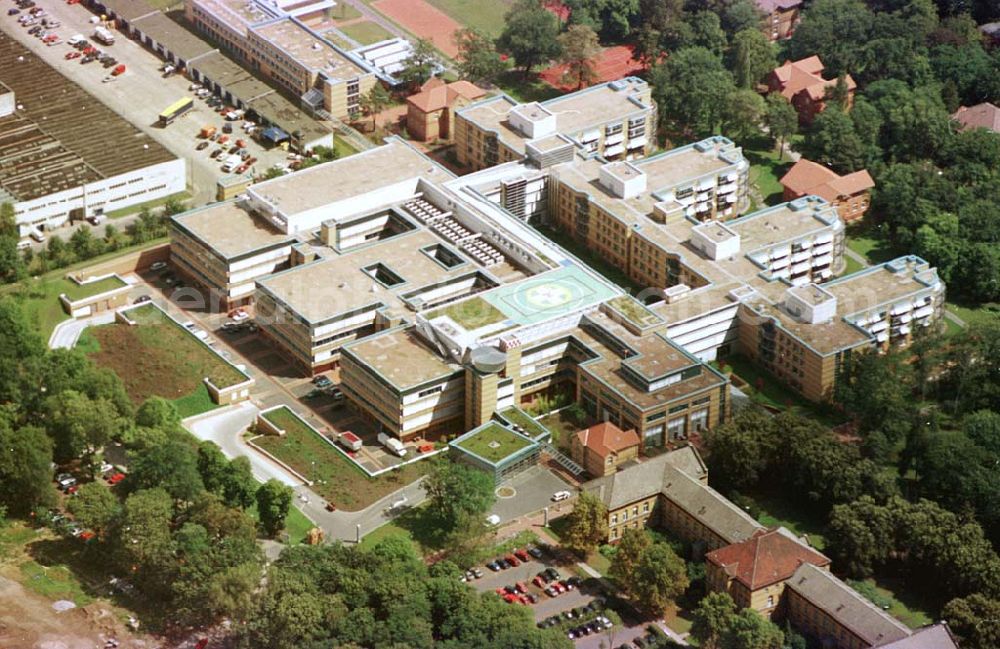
left=744, top=489, right=829, bottom=551
left=535, top=225, right=643, bottom=294
left=847, top=577, right=933, bottom=629
left=718, top=354, right=845, bottom=428
left=83, top=304, right=245, bottom=413
left=946, top=301, right=1000, bottom=328
left=842, top=254, right=865, bottom=276
left=744, top=143, right=793, bottom=207
left=663, top=603, right=695, bottom=636
left=424, top=0, right=512, bottom=37
left=19, top=560, right=94, bottom=606
left=606, top=295, right=663, bottom=327
left=846, top=229, right=898, bottom=265
left=331, top=2, right=362, bottom=20
left=246, top=499, right=316, bottom=544
left=498, top=407, right=550, bottom=439
left=427, top=295, right=507, bottom=329
left=255, top=406, right=431, bottom=511
left=339, top=20, right=393, bottom=45
left=537, top=410, right=584, bottom=452
left=61, top=275, right=126, bottom=300
left=496, top=70, right=562, bottom=104
left=455, top=422, right=533, bottom=463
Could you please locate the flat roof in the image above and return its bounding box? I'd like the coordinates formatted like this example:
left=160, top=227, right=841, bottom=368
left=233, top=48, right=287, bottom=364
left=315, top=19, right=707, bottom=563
left=132, top=13, right=217, bottom=62
left=172, top=201, right=292, bottom=259
left=458, top=77, right=652, bottom=156
left=0, top=32, right=176, bottom=202
left=250, top=19, right=368, bottom=79
left=248, top=139, right=447, bottom=219
left=453, top=422, right=534, bottom=464
left=481, top=264, right=619, bottom=328
left=93, top=0, right=159, bottom=22
left=825, top=257, right=940, bottom=316
left=191, top=0, right=277, bottom=35
left=743, top=297, right=871, bottom=355
left=344, top=327, right=459, bottom=391
left=550, top=138, right=745, bottom=227
left=257, top=227, right=467, bottom=324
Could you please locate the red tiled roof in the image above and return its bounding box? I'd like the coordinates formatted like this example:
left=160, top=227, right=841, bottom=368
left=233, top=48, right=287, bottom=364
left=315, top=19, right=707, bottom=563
left=575, top=422, right=640, bottom=458
left=771, top=56, right=854, bottom=102
left=953, top=102, right=1000, bottom=133
left=780, top=159, right=873, bottom=202
left=705, top=527, right=830, bottom=591
left=407, top=80, right=487, bottom=114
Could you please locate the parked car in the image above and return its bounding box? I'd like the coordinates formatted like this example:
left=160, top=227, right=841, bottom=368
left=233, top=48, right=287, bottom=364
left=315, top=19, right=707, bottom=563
left=514, top=548, right=530, bottom=562
left=552, top=490, right=571, bottom=502
left=486, top=561, right=501, bottom=572
left=527, top=546, right=544, bottom=559
left=106, top=472, right=126, bottom=485
left=133, top=295, right=151, bottom=304
left=196, top=141, right=209, bottom=151
left=312, top=375, right=332, bottom=388
left=8, top=8, right=20, bottom=15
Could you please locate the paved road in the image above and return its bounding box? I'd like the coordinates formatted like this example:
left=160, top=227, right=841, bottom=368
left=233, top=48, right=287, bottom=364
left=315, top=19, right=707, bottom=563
left=48, top=310, right=116, bottom=348
left=181, top=400, right=430, bottom=542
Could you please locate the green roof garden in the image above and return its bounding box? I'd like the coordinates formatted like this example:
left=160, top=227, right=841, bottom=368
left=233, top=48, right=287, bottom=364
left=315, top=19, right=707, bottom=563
left=453, top=422, right=534, bottom=464
left=62, top=275, right=127, bottom=301
left=427, top=296, right=508, bottom=330
left=606, top=295, right=664, bottom=328
left=498, top=407, right=550, bottom=440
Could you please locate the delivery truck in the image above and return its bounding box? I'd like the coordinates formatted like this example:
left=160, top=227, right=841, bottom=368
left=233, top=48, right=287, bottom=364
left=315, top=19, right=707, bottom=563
left=377, top=432, right=407, bottom=458
left=92, top=26, right=114, bottom=45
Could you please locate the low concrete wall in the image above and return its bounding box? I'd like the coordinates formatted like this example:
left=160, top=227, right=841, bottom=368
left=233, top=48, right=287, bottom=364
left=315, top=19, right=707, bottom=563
left=59, top=273, right=132, bottom=317
left=254, top=409, right=286, bottom=437
left=78, top=242, right=170, bottom=278
left=245, top=435, right=312, bottom=485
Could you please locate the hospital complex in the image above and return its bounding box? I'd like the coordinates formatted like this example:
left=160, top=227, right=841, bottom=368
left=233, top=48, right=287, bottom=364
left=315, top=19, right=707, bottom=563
left=168, top=78, right=945, bottom=446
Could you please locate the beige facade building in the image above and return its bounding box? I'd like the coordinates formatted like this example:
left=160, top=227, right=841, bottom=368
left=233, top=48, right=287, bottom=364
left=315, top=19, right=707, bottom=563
left=571, top=422, right=640, bottom=478
left=454, top=77, right=657, bottom=170
left=184, top=0, right=375, bottom=118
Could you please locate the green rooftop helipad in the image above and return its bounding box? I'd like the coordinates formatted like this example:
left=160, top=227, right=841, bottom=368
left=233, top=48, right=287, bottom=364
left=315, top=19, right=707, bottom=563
left=482, top=264, right=619, bottom=327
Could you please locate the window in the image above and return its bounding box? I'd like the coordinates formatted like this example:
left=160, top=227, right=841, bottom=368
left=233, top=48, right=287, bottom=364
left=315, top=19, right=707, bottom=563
left=622, top=511, right=628, bottom=522
left=767, top=595, right=775, bottom=607
left=643, top=501, right=649, bottom=513
left=632, top=506, right=638, bottom=516
left=611, top=527, right=618, bottom=539
left=667, top=416, right=686, bottom=441
left=611, top=514, right=618, bottom=525
left=690, top=408, right=709, bottom=432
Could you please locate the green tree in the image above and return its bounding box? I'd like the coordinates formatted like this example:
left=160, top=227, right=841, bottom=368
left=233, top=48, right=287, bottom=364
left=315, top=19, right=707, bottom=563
left=703, top=407, right=776, bottom=491
left=608, top=527, right=651, bottom=596
left=358, top=83, right=391, bottom=130
left=561, top=491, right=608, bottom=556
left=398, top=39, right=439, bottom=88
left=0, top=422, right=54, bottom=515
left=558, top=24, right=602, bottom=90
left=720, top=608, right=784, bottom=649
left=69, top=225, right=105, bottom=260
left=943, top=594, right=1000, bottom=649
left=786, top=0, right=872, bottom=75
left=256, top=479, right=293, bottom=538
left=630, top=542, right=689, bottom=614
left=197, top=441, right=230, bottom=496
left=125, top=438, right=204, bottom=503
left=728, top=28, right=776, bottom=89
left=135, top=396, right=180, bottom=430
left=497, top=0, right=562, bottom=74
left=424, top=458, right=496, bottom=532
left=685, top=11, right=728, bottom=56
left=44, top=390, right=128, bottom=467
left=0, top=202, right=16, bottom=237
left=0, top=236, right=27, bottom=284
left=799, top=107, right=866, bottom=174
left=0, top=298, right=44, bottom=405
left=116, top=488, right=176, bottom=588
left=721, top=87, right=766, bottom=143
left=222, top=456, right=258, bottom=510
left=765, top=94, right=799, bottom=159
left=454, top=28, right=505, bottom=84
left=67, top=482, right=121, bottom=539
left=692, top=591, right=739, bottom=649
left=651, top=46, right=736, bottom=137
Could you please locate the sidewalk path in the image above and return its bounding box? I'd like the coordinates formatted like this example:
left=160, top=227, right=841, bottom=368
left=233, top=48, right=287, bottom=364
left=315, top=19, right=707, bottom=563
left=182, top=402, right=428, bottom=542
left=49, top=311, right=116, bottom=349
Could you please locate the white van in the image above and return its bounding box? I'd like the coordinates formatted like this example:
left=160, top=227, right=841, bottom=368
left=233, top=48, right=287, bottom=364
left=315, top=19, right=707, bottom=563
left=17, top=240, right=31, bottom=251
left=29, top=230, right=45, bottom=243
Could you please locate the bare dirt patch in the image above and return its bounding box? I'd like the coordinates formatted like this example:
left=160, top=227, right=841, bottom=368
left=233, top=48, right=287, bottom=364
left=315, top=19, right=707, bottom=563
left=371, top=0, right=461, bottom=57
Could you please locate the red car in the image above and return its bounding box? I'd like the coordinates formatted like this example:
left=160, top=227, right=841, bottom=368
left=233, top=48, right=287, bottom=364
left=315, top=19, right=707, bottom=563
left=65, top=485, right=79, bottom=495
left=194, top=639, right=208, bottom=649
left=107, top=472, right=125, bottom=485
left=505, top=554, right=520, bottom=567
left=64, top=51, right=80, bottom=59
left=514, top=581, right=527, bottom=594
left=111, top=64, right=126, bottom=76
left=532, top=575, right=546, bottom=588
left=514, top=549, right=530, bottom=562
left=502, top=593, right=519, bottom=604
left=79, top=530, right=95, bottom=541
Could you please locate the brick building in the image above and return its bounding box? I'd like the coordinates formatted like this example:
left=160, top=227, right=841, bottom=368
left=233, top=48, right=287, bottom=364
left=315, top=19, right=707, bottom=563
left=768, top=56, right=856, bottom=124
left=780, top=159, right=875, bottom=223
left=406, top=78, right=486, bottom=142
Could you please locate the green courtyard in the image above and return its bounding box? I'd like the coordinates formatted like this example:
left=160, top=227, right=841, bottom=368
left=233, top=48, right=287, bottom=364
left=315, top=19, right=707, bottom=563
left=254, top=406, right=429, bottom=511
left=454, top=422, right=533, bottom=463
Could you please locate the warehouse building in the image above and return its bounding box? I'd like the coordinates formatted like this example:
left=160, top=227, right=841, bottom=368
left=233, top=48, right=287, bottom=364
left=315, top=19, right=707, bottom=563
left=0, top=33, right=185, bottom=237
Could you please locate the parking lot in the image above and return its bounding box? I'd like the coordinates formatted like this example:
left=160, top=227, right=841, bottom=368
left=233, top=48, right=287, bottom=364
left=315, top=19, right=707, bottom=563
left=1, top=0, right=289, bottom=203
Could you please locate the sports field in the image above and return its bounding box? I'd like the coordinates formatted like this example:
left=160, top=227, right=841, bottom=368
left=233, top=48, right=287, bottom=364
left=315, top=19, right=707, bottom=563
left=371, top=0, right=462, bottom=57
left=539, top=45, right=646, bottom=92
left=483, top=264, right=618, bottom=326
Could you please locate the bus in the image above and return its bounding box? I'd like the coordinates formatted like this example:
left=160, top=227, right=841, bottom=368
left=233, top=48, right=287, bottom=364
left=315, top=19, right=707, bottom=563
left=158, top=97, right=193, bottom=127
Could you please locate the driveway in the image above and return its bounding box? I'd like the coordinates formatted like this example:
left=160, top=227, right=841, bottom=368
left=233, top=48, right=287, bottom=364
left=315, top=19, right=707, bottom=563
left=490, top=466, right=575, bottom=525
left=48, top=311, right=116, bottom=349
left=181, top=401, right=430, bottom=542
